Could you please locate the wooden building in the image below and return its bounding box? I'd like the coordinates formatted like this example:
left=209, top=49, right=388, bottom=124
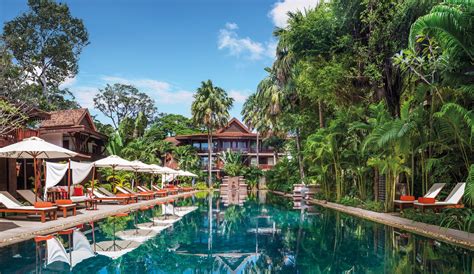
left=165, top=118, right=283, bottom=174
left=39, top=108, right=107, bottom=161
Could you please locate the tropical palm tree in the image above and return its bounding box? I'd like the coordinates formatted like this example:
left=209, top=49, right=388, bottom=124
left=173, top=145, right=200, bottom=171
left=241, top=93, right=269, bottom=168
left=191, top=80, right=234, bottom=187
left=409, top=0, right=474, bottom=60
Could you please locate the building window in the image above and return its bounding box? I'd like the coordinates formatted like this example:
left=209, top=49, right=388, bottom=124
left=201, top=142, right=208, bottom=150
left=223, top=141, right=231, bottom=149
left=268, top=157, right=275, bottom=165
left=250, top=157, right=258, bottom=166
left=192, top=142, right=200, bottom=149
left=63, top=139, right=70, bottom=150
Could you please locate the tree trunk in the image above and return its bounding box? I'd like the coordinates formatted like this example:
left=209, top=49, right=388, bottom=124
left=256, top=133, right=260, bottom=168
left=295, top=128, right=305, bottom=183
left=207, top=130, right=213, bottom=188
left=382, top=59, right=402, bottom=118
left=318, top=100, right=324, bottom=128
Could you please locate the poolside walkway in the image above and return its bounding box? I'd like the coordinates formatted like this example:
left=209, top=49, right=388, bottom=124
left=271, top=191, right=474, bottom=250
left=0, top=190, right=198, bottom=248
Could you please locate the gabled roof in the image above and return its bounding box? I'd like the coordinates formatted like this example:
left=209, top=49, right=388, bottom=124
left=40, top=108, right=97, bottom=131
left=216, top=117, right=252, bottom=134
left=39, top=108, right=107, bottom=140
left=171, top=118, right=257, bottom=141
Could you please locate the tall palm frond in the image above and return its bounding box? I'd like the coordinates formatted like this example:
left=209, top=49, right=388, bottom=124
left=409, top=0, right=474, bottom=59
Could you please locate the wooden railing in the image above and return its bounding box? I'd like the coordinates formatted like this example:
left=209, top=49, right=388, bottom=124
left=0, top=128, right=39, bottom=147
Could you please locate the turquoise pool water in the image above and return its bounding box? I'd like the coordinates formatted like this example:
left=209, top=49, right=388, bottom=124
left=0, top=192, right=472, bottom=273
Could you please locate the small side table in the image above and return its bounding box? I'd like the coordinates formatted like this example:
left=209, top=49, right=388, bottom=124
left=85, top=199, right=98, bottom=210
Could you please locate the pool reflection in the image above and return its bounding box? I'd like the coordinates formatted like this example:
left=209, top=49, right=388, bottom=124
left=0, top=191, right=472, bottom=273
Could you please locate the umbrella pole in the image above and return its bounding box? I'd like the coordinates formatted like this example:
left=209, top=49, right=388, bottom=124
left=67, top=159, right=71, bottom=199
left=91, top=166, right=96, bottom=197
left=33, top=157, right=38, bottom=202
left=43, top=161, right=47, bottom=201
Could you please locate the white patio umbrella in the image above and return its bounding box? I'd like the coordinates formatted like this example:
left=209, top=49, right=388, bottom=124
left=159, top=166, right=178, bottom=188
left=115, top=160, right=153, bottom=188
left=92, top=155, right=133, bottom=194
left=148, top=164, right=165, bottom=189
left=0, top=136, right=78, bottom=201
left=181, top=171, right=198, bottom=177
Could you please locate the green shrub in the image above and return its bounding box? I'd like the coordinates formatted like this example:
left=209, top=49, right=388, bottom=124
left=363, top=200, right=384, bottom=212
left=401, top=209, right=440, bottom=225
left=339, top=196, right=363, bottom=207
left=194, top=181, right=208, bottom=190
left=440, top=208, right=474, bottom=233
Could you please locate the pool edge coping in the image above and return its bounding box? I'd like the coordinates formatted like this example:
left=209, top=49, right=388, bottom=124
left=270, top=190, right=474, bottom=251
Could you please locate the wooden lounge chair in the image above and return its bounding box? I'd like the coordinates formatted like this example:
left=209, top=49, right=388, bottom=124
left=118, top=186, right=153, bottom=200
left=151, top=185, right=171, bottom=196
left=0, top=192, right=57, bottom=223
left=413, top=183, right=466, bottom=212
left=89, top=188, right=135, bottom=204
left=17, top=190, right=77, bottom=218
left=394, top=183, right=446, bottom=210
left=137, top=186, right=167, bottom=197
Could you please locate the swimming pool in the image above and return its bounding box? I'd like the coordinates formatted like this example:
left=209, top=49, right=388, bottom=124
left=0, top=191, right=472, bottom=273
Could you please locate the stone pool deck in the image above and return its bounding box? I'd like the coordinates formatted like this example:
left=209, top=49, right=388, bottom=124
left=0, top=190, right=198, bottom=248
left=271, top=191, right=474, bottom=250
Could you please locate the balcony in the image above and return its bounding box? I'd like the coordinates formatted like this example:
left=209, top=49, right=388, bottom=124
left=0, top=128, right=39, bottom=147
left=195, top=147, right=275, bottom=154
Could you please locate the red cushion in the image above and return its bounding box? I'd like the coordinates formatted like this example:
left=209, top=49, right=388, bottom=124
left=56, top=199, right=73, bottom=205
left=73, top=187, right=83, bottom=196
left=34, top=202, right=53, bottom=208
left=418, top=197, right=435, bottom=204
left=400, top=195, right=415, bottom=201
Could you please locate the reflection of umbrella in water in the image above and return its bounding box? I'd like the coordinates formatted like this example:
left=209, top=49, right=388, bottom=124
left=39, top=230, right=96, bottom=271
left=95, top=240, right=141, bottom=260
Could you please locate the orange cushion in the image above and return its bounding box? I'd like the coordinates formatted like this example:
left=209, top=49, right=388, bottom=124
left=56, top=199, right=73, bottom=205
left=34, top=202, right=53, bottom=208
left=418, top=197, right=435, bottom=204
left=73, top=187, right=83, bottom=196
left=400, top=195, right=415, bottom=201
left=116, top=193, right=131, bottom=198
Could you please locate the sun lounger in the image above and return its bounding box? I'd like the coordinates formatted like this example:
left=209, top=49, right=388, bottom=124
left=0, top=192, right=57, bottom=222
left=17, top=190, right=77, bottom=218
left=137, top=186, right=167, bottom=197
left=118, top=186, right=153, bottom=200
left=394, top=183, right=446, bottom=210
left=413, top=183, right=466, bottom=212
left=150, top=185, right=170, bottom=196
left=88, top=188, right=135, bottom=204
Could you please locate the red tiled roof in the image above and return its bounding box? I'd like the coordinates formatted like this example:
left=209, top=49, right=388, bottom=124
left=40, top=108, right=90, bottom=128
left=164, top=136, right=179, bottom=145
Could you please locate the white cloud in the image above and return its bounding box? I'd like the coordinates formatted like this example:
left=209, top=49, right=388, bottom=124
left=101, top=75, right=193, bottom=105
left=59, top=76, right=77, bottom=89
left=218, top=23, right=275, bottom=60
left=225, top=22, right=239, bottom=30
left=269, top=0, right=320, bottom=28
left=229, top=89, right=251, bottom=103
left=71, top=86, right=98, bottom=108
left=101, top=76, right=171, bottom=92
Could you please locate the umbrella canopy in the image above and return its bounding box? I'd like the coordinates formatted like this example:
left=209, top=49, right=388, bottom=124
left=0, top=136, right=78, bottom=201
left=93, top=155, right=133, bottom=168
left=148, top=164, right=165, bottom=174
left=116, top=160, right=153, bottom=172
left=0, top=136, right=77, bottom=159
left=160, top=166, right=179, bottom=174
left=180, top=171, right=198, bottom=177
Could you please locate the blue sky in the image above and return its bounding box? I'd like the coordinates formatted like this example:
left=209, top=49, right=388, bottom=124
left=1, top=0, right=319, bottom=124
